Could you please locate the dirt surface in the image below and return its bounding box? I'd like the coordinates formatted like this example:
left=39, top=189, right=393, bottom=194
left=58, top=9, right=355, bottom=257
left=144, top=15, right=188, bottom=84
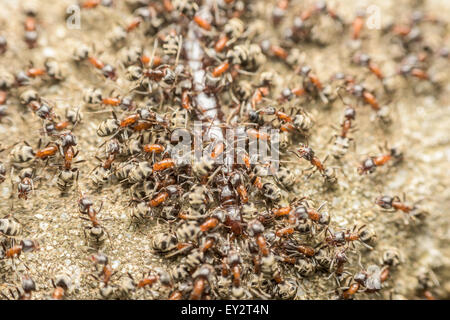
left=0, top=0, right=449, bottom=300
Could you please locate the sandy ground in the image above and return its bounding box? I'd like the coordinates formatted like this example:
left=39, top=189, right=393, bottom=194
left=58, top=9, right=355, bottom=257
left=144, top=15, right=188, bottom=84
left=0, top=0, right=449, bottom=299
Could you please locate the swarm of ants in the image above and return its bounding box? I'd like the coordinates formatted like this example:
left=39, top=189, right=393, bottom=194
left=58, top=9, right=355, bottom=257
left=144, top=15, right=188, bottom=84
left=0, top=0, right=448, bottom=300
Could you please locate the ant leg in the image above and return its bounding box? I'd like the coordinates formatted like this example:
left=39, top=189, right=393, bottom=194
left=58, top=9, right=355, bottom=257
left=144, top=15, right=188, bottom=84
left=317, top=201, right=327, bottom=212
left=98, top=201, right=104, bottom=215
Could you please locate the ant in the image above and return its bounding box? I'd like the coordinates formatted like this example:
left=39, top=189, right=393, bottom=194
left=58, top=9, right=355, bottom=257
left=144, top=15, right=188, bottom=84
left=76, top=46, right=117, bottom=80
left=199, top=210, right=227, bottom=233
left=51, top=275, right=70, bottom=300
left=300, top=1, right=343, bottom=24
left=34, top=139, right=59, bottom=160
left=193, top=15, right=212, bottom=31
left=28, top=100, right=57, bottom=121
left=58, top=131, right=81, bottom=170
left=24, top=10, right=38, bottom=48
left=1, top=275, right=36, bottom=300
left=398, top=61, right=430, bottom=82
left=261, top=40, right=289, bottom=62
left=119, top=109, right=167, bottom=132
left=153, top=158, right=175, bottom=172
left=325, top=225, right=373, bottom=249
left=375, top=194, right=428, bottom=222
left=272, top=0, right=289, bottom=25
left=358, top=145, right=403, bottom=175
left=292, top=144, right=328, bottom=177
left=341, top=264, right=389, bottom=299
left=251, top=86, right=270, bottom=109
left=347, top=83, right=380, bottom=112
left=214, top=35, right=229, bottom=53
left=329, top=93, right=358, bottom=159
left=190, top=264, right=215, bottom=300
left=134, top=272, right=159, bottom=289
left=329, top=247, right=349, bottom=278
left=297, top=66, right=328, bottom=103
left=353, top=53, right=385, bottom=81
left=277, top=86, right=306, bottom=102
left=96, top=138, right=120, bottom=170
left=0, top=90, right=7, bottom=105
left=80, top=0, right=102, bottom=9
left=17, top=168, right=38, bottom=200
left=148, top=185, right=183, bottom=207
left=90, top=252, right=116, bottom=286
left=78, top=192, right=111, bottom=245
left=336, top=106, right=356, bottom=138
left=248, top=220, right=270, bottom=257
left=271, top=198, right=328, bottom=226
left=282, top=240, right=316, bottom=258
left=351, top=10, right=365, bottom=40
left=88, top=56, right=117, bottom=79
left=43, top=120, right=71, bottom=136
left=101, top=95, right=133, bottom=110
left=3, top=239, right=40, bottom=259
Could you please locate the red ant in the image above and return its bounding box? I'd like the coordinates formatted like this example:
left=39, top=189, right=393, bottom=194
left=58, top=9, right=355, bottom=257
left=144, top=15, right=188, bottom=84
left=283, top=241, right=316, bottom=258
left=341, top=264, right=389, bottom=299
left=272, top=0, right=289, bottom=25
left=78, top=192, right=111, bottom=245
left=190, top=264, right=215, bottom=300
left=329, top=247, right=349, bottom=277
left=148, top=185, right=182, bottom=207
left=81, top=0, right=101, bottom=9
left=17, top=168, right=38, bottom=200
left=1, top=275, right=36, bottom=300
left=348, top=84, right=380, bottom=111
left=375, top=194, right=427, bottom=221
left=133, top=272, right=158, bottom=289
left=297, top=65, right=330, bottom=103
left=26, top=67, right=46, bottom=78
left=24, top=13, right=38, bottom=48
left=199, top=213, right=223, bottom=233
left=277, top=86, right=306, bottom=102
left=3, top=239, right=39, bottom=259
left=90, top=252, right=116, bottom=286
left=0, top=90, right=7, bottom=106
left=325, top=225, right=373, bottom=249
left=251, top=87, right=270, bottom=109
left=292, top=144, right=328, bottom=176
left=51, top=275, right=70, bottom=300
left=193, top=15, right=212, bottom=31
left=43, top=120, right=71, bottom=135
left=58, top=131, right=80, bottom=170
left=88, top=56, right=117, bottom=79
left=398, top=62, right=430, bottom=81
left=261, top=40, right=289, bottom=61
left=97, top=139, right=120, bottom=170
left=351, top=10, right=365, bottom=40
left=248, top=220, right=269, bottom=256
left=246, top=128, right=271, bottom=141
left=211, top=61, right=230, bottom=78
left=214, top=35, right=229, bottom=53
left=181, top=90, right=192, bottom=111
left=358, top=146, right=403, bottom=175
left=353, top=53, right=385, bottom=80
left=28, top=101, right=56, bottom=121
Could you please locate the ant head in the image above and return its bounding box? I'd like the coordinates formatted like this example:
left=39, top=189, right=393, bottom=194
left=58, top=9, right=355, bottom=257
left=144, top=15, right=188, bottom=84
left=300, top=66, right=311, bottom=76
left=375, top=195, right=393, bottom=209
left=61, top=132, right=77, bottom=147
left=22, top=276, right=36, bottom=293
left=344, top=107, right=356, bottom=120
